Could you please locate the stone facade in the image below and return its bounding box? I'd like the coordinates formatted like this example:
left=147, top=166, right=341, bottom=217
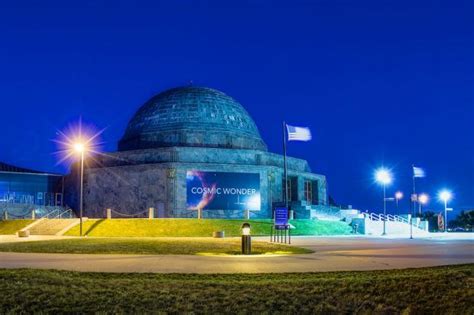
left=66, top=146, right=327, bottom=219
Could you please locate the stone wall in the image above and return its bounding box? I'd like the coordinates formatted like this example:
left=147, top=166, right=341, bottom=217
left=66, top=147, right=329, bottom=219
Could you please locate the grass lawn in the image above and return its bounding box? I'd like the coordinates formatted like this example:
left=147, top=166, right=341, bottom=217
left=64, top=218, right=352, bottom=237
left=0, top=237, right=311, bottom=255
left=0, top=265, right=472, bottom=314
left=0, top=219, right=33, bottom=235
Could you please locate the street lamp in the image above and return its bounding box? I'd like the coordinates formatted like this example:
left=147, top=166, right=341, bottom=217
left=395, top=191, right=403, bottom=209
left=375, top=168, right=392, bottom=236
left=73, top=141, right=86, bottom=237
left=438, top=190, right=452, bottom=233
left=418, top=193, right=428, bottom=216
left=55, top=121, right=103, bottom=236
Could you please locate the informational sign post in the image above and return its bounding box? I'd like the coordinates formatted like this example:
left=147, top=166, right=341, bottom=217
left=186, top=171, right=261, bottom=211
left=271, top=206, right=291, bottom=244
left=274, top=207, right=289, bottom=227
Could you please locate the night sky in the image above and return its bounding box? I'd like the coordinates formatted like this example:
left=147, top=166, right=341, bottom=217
left=1, top=1, right=472, bottom=215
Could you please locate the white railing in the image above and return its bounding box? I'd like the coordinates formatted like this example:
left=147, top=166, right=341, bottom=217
left=366, top=212, right=418, bottom=227
left=42, top=208, right=75, bottom=219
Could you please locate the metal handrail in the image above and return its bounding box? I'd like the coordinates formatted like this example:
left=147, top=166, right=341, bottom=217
left=367, top=212, right=418, bottom=226
left=28, top=208, right=76, bottom=232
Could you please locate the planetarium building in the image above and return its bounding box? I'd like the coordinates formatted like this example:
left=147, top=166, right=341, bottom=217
left=66, top=86, right=330, bottom=219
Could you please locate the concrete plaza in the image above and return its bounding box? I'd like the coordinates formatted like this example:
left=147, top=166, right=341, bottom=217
left=0, top=234, right=472, bottom=273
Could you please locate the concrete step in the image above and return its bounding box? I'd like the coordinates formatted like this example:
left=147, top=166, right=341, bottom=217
left=28, top=219, right=79, bottom=235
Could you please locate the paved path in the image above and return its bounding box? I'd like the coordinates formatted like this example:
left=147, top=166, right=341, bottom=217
left=0, top=235, right=472, bottom=273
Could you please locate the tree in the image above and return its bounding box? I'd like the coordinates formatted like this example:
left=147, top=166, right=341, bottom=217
left=449, top=210, right=474, bottom=231
left=421, top=211, right=440, bottom=232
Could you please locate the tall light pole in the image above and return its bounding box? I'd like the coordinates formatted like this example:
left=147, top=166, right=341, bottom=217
left=375, top=168, right=392, bottom=236
left=395, top=191, right=403, bottom=211
left=74, top=142, right=86, bottom=237
left=438, top=190, right=452, bottom=233
left=418, top=193, right=428, bottom=216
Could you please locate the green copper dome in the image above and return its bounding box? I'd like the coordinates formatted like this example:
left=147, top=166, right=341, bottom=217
left=118, top=86, right=267, bottom=151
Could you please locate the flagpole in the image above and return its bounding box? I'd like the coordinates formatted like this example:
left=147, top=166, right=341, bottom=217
left=282, top=121, right=288, bottom=210
left=411, top=164, right=416, bottom=239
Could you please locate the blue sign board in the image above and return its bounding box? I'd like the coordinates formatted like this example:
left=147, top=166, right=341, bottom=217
left=274, top=207, right=289, bottom=227
left=186, top=171, right=260, bottom=211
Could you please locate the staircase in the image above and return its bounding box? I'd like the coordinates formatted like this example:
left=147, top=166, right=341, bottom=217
left=28, top=218, right=81, bottom=235
left=353, top=213, right=430, bottom=236
left=291, top=201, right=342, bottom=220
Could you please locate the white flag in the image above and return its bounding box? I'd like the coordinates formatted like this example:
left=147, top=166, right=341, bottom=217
left=413, top=166, right=426, bottom=178
left=286, top=124, right=312, bottom=141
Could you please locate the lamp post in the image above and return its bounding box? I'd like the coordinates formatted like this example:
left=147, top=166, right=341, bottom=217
left=395, top=191, right=403, bottom=211
left=375, top=168, right=392, bottom=236
left=438, top=190, right=452, bottom=233
left=241, top=223, right=251, bottom=255
left=73, top=142, right=86, bottom=237
left=418, top=193, right=428, bottom=216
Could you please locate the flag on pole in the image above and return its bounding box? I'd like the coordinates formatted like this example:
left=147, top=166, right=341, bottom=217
left=286, top=124, right=312, bottom=141
left=413, top=166, right=426, bottom=178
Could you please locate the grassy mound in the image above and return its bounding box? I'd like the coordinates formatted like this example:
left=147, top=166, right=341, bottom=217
left=64, top=218, right=351, bottom=237
left=0, top=220, right=34, bottom=235
left=0, top=265, right=471, bottom=313
left=0, top=237, right=311, bottom=255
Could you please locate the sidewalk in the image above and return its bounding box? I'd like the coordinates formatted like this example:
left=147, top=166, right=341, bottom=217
left=0, top=236, right=472, bottom=273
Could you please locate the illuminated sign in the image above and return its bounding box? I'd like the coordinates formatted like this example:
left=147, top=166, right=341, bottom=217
left=186, top=171, right=260, bottom=211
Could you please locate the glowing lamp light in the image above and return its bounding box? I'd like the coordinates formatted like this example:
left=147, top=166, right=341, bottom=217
left=418, top=193, right=429, bottom=205
left=438, top=190, right=452, bottom=202
left=395, top=191, right=403, bottom=200
left=375, top=168, right=392, bottom=185
left=73, top=142, right=85, bottom=153
left=241, top=223, right=251, bottom=236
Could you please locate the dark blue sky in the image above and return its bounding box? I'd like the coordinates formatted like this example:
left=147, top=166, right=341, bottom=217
left=1, top=0, right=472, bottom=215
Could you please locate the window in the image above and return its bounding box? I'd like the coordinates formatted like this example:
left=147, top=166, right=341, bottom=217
left=55, top=193, right=63, bottom=206
left=36, top=192, right=43, bottom=205
left=304, top=180, right=313, bottom=204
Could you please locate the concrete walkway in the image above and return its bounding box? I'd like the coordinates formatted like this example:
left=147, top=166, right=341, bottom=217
left=0, top=235, right=472, bottom=273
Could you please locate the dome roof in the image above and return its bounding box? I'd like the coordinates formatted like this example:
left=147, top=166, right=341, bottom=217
left=118, top=86, right=267, bottom=151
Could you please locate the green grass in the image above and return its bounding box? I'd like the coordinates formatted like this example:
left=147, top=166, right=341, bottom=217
left=0, top=237, right=311, bottom=255
left=64, top=218, right=352, bottom=237
left=0, top=219, right=34, bottom=235
left=0, top=265, right=472, bottom=314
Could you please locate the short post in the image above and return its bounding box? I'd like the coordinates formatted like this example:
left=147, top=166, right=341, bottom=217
left=31, top=210, right=35, bottom=220
left=241, top=223, right=251, bottom=255
left=148, top=207, right=154, bottom=219
left=106, top=208, right=111, bottom=219
left=3, top=211, right=8, bottom=220
left=289, top=210, right=294, bottom=220
left=245, top=209, right=250, bottom=220
left=197, top=208, right=202, bottom=220
left=288, top=226, right=291, bottom=244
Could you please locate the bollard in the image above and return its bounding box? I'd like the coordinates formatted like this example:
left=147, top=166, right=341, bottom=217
left=148, top=207, right=154, bottom=219
left=3, top=211, right=8, bottom=220
left=106, top=208, right=111, bottom=219
left=31, top=210, right=35, bottom=220
left=197, top=208, right=202, bottom=220
left=241, top=223, right=251, bottom=255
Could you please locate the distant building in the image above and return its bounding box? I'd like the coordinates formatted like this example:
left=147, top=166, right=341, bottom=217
left=0, top=162, right=64, bottom=212
left=66, top=86, right=334, bottom=219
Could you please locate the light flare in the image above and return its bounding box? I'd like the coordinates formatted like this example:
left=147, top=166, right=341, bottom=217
left=53, top=119, right=105, bottom=165
left=375, top=168, right=392, bottom=185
